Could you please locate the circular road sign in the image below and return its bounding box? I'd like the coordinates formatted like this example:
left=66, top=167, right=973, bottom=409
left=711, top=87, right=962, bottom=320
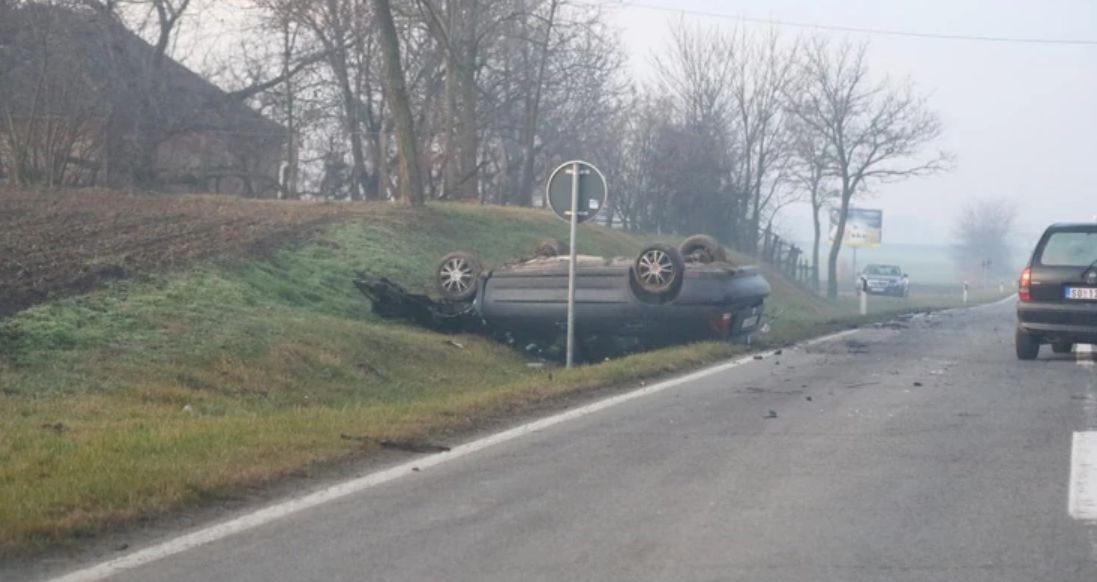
left=546, top=161, right=608, bottom=224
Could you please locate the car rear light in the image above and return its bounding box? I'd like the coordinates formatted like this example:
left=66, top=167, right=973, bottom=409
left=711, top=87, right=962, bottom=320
left=1019, top=267, right=1032, bottom=302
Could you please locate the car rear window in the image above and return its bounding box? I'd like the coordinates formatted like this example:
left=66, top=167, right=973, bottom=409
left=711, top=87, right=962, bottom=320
left=1038, top=230, right=1097, bottom=267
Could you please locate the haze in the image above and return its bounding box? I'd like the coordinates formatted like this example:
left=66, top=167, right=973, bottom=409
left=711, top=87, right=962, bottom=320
left=188, top=0, right=1095, bottom=247
left=606, top=0, right=1097, bottom=246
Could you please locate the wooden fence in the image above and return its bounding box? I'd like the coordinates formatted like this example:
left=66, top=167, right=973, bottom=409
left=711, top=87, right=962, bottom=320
left=758, top=226, right=817, bottom=292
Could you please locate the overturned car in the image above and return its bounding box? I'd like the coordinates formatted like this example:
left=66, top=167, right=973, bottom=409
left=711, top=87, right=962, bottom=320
left=357, top=235, right=771, bottom=359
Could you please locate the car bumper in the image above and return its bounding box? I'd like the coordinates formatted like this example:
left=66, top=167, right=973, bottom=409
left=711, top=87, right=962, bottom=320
left=1017, top=301, right=1097, bottom=343
left=864, top=286, right=907, bottom=295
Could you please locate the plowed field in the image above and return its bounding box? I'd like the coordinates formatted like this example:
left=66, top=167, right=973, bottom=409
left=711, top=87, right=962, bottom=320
left=0, top=188, right=357, bottom=315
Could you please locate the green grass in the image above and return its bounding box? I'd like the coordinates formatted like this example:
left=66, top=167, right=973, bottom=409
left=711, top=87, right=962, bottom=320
left=0, top=201, right=1004, bottom=556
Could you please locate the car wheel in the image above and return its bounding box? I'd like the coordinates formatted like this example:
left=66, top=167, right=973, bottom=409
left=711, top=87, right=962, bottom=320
left=437, top=252, right=482, bottom=302
left=1052, top=342, right=1074, bottom=355
left=679, top=234, right=727, bottom=264
left=1015, top=327, right=1040, bottom=360
left=533, top=238, right=569, bottom=258
left=631, top=244, right=685, bottom=302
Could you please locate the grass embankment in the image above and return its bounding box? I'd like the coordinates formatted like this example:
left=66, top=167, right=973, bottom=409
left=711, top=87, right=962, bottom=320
left=0, top=201, right=1003, bottom=555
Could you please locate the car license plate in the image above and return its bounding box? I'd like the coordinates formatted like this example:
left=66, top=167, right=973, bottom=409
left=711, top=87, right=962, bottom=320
left=1065, top=287, right=1097, bottom=300
left=741, top=315, right=759, bottom=329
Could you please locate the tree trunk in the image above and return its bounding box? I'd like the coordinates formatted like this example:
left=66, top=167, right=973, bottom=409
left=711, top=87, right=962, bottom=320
left=377, top=122, right=390, bottom=200
left=371, top=0, right=424, bottom=206
left=441, top=1, right=460, bottom=199
left=827, top=188, right=853, bottom=300
left=811, top=199, right=822, bottom=293
left=456, top=0, right=479, bottom=200
left=331, top=49, right=366, bottom=201
left=515, top=0, right=557, bottom=207
left=281, top=20, right=299, bottom=199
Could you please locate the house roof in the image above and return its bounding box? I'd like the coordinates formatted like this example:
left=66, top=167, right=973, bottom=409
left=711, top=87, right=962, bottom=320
left=0, top=4, right=284, bottom=139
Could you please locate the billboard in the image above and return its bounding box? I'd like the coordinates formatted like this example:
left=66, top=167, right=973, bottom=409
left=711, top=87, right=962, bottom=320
left=830, top=208, right=883, bottom=248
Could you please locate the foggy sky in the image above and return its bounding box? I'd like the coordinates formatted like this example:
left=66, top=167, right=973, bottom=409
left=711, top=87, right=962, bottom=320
left=193, top=0, right=1095, bottom=250
left=607, top=0, right=1097, bottom=248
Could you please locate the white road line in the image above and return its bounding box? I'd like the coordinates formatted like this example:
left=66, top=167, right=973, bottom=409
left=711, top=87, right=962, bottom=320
left=44, top=328, right=862, bottom=582
left=980, top=295, right=1019, bottom=309
left=1070, top=432, right=1097, bottom=521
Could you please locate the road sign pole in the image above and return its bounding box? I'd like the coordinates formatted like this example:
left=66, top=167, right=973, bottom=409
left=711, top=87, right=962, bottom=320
left=566, top=162, right=579, bottom=369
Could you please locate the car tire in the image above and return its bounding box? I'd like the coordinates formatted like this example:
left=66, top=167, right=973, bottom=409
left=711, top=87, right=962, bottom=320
left=630, top=244, right=685, bottom=302
left=1015, top=327, right=1040, bottom=360
left=437, top=252, right=482, bottom=302
left=533, top=238, right=569, bottom=258
left=1052, top=342, right=1074, bottom=355
left=679, top=234, right=727, bottom=264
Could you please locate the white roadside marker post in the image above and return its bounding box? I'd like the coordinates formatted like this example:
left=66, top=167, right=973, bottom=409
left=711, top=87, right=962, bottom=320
left=963, top=281, right=969, bottom=304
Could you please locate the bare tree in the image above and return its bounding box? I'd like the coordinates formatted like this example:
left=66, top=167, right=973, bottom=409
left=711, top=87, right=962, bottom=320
left=1, top=2, right=115, bottom=186
left=650, top=22, right=737, bottom=239
left=788, top=38, right=950, bottom=299
left=291, top=0, right=373, bottom=200
left=512, top=0, right=558, bottom=207
left=788, top=123, right=834, bottom=292
left=954, top=198, right=1017, bottom=281
left=729, top=28, right=798, bottom=253
left=371, top=0, right=423, bottom=205
left=415, top=0, right=503, bottom=200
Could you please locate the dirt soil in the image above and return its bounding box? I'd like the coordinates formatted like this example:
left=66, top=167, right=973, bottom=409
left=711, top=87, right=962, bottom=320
left=0, top=187, right=359, bottom=316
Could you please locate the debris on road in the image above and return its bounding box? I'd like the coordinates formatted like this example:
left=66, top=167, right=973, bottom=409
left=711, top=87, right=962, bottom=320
left=740, top=387, right=803, bottom=395
left=913, top=381, right=924, bottom=387
left=379, top=440, right=452, bottom=454
left=844, top=339, right=870, bottom=354
left=765, top=410, right=778, bottom=419
left=806, top=396, right=813, bottom=402
left=753, top=355, right=764, bottom=360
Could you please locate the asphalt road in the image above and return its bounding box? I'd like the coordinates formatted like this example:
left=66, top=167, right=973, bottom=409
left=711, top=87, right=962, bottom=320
left=32, top=299, right=1097, bottom=581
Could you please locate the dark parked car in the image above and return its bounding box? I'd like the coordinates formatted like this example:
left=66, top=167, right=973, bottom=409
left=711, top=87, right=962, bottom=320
left=1016, top=223, right=1097, bottom=360
left=856, top=264, right=910, bottom=297
left=435, top=235, right=771, bottom=351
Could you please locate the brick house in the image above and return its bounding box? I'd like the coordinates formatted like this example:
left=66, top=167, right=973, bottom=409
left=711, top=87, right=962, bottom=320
left=0, top=3, right=285, bottom=196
